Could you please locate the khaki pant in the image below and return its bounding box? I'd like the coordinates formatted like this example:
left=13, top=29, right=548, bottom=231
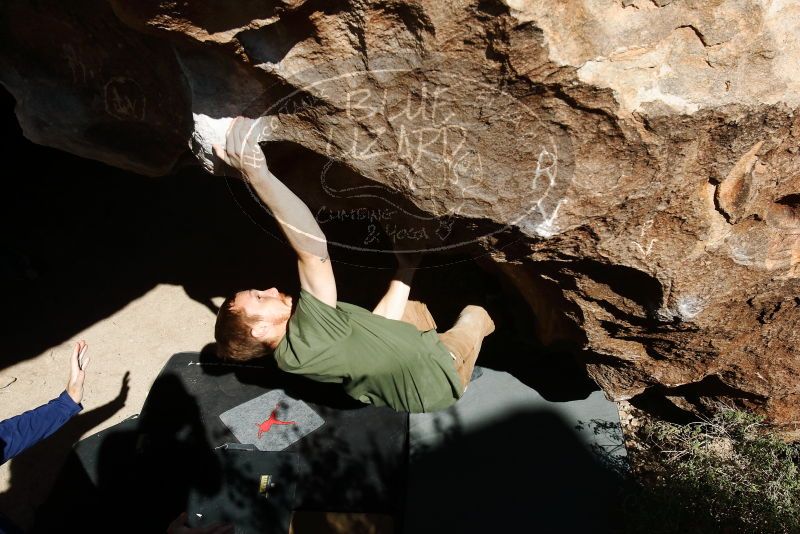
left=400, top=300, right=494, bottom=392
left=400, top=300, right=439, bottom=331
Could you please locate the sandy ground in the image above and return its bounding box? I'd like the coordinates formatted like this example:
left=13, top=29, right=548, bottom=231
left=0, top=284, right=222, bottom=527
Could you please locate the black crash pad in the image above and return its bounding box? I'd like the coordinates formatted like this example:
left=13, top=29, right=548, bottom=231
left=36, top=352, right=408, bottom=533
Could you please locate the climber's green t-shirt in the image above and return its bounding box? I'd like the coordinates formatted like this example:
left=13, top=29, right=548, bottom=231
left=273, top=288, right=463, bottom=413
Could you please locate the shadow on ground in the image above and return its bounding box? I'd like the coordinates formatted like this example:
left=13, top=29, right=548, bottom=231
left=405, top=407, right=624, bottom=533
left=30, top=353, right=408, bottom=533
left=0, top=373, right=130, bottom=528
left=31, top=371, right=224, bottom=533
left=29, top=354, right=621, bottom=534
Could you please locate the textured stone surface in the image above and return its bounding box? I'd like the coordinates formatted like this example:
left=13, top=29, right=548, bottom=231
left=2, top=0, right=799, bottom=422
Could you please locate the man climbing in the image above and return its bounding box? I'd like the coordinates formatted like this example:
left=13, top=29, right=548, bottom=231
left=213, top=117, right=495, bottom=413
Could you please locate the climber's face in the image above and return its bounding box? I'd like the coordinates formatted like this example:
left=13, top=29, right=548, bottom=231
left=234, top=288, right=293, bottom=323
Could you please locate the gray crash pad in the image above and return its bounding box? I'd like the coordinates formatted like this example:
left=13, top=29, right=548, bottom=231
left=404, top=367, right=626, bottom=534
left=219, top=390, right=325, bottom=452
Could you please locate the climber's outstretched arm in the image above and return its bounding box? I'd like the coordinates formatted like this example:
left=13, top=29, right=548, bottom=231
left=372, top=252, right=421, bottom=320
left=214, top=117, right=336, bottom=308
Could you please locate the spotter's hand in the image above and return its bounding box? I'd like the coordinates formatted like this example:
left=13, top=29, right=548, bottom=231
left=66, top=340, right=90, bottom=404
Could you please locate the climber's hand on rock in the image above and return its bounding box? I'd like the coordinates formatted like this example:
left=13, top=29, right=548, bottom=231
left=213, top=116, right=270, bottom=178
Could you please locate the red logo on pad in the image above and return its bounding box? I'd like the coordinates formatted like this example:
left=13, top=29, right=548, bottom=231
left=256, top=404, right=296, bottom=438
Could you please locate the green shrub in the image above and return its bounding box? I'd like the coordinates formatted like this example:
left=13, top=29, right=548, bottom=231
left=622, top=407, right=800, bottom=534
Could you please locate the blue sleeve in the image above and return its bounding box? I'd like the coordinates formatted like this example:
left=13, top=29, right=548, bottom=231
left=0, top=391, right=82, bottom=464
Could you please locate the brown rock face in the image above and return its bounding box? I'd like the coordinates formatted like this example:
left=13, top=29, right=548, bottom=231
left=2, top=0, right=799, bottom=421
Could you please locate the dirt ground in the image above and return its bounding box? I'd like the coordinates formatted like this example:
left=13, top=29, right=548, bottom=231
left=0, top=284, right=219, bottom=528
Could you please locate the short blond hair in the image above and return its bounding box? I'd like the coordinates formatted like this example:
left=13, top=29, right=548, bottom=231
left=214, top=296, right=272, bottom=361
